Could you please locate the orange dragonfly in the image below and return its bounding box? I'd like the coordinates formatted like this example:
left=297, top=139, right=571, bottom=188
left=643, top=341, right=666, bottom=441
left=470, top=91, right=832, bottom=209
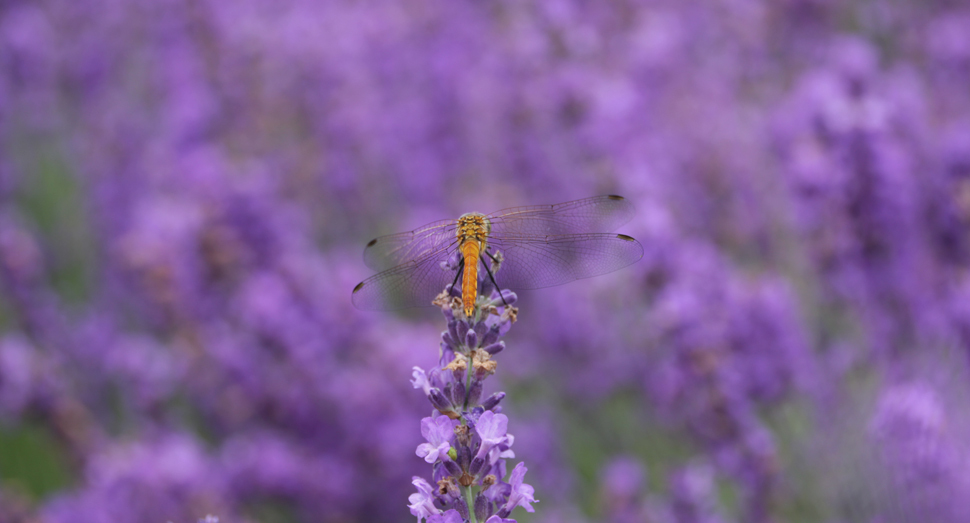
left=352, top=195, right=643, bottom=316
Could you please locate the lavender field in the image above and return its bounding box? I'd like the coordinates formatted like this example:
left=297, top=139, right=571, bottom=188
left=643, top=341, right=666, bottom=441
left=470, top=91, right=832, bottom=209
left=2, top=1, right=970, bottom=522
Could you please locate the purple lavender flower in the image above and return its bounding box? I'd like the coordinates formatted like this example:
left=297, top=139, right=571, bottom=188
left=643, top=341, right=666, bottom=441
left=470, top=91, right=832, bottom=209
left=418, top=413, right=460, bottom=464
left=409, top=477, right=441, bottom=521
left=495, top=462, right=538, bottom=517
left=473, top=411, right=509, bottom=461
left=408, top=280, right=535, bottom=522
left=867, top=381, right=970, bottom=523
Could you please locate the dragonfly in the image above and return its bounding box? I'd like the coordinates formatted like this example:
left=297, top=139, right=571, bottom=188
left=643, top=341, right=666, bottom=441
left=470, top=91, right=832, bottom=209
left=352, top=195, right=644, bottom=316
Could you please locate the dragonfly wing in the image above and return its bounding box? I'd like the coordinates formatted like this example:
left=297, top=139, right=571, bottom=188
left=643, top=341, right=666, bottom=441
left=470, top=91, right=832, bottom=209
left=487, top=195, right=635, bottom=237
left=362, top=219, right=458, bottom=272
left=486, top=233, right=643, bottom=290
left=352, top=248, right=459, bottom=311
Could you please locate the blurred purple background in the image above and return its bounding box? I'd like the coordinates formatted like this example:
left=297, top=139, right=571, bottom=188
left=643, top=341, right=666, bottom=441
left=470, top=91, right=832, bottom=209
left=2, top=0, right=970, bottom=522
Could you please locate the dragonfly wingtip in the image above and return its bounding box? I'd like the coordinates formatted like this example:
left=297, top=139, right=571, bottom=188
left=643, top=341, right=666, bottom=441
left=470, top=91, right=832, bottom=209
left=607, top=194, right=625, bottom=201
left=353, top=281, right=366, bottom=293
left=366, top=238, right=378, bottom=247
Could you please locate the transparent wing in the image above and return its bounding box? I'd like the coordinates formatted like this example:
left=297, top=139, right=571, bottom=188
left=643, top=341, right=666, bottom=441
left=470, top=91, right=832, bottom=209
left=352, top=247, right=460, bottom=311
left=487, top=195, right=635, bottom=237
left=362, top=219, right=458, bottom=272
left=486, top=233, right=643, bottom=290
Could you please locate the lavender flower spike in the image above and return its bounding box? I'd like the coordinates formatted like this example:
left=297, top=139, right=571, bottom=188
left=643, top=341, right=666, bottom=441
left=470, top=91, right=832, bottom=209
left=409, top=282, right=533, bottom=522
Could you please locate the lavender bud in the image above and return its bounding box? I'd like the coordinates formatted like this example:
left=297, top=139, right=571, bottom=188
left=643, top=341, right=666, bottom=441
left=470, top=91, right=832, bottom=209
left=481, top=391, right=505, bottom=411
left=454, top=497, right=470, bottom=520
left=444, top=458, right=463, bottom=478
left=448, top=321, right=460, bottom=348
left=456, top=320, right=470, bottom=342
left=480, top=276, right=494, bottom=297
left=442, top=382, right=453, bottom=401
left=439, top=346, right=455, bottom=368
left=474, top=491, right=489, bottom=521
left=467, top=380, right=483, bottom=406
left=481, top=324, right=501, bottom=346
left=496, top=506, right=512, bottom=519
left=458, top=445, right=472, bottom=469
left=429, top=388, right=454, bottom=412
left=469, top=455, right=486, bottom=476
left=450, top=364, right=466, bottom=384
left=499, top=289, right=517, bottom=305
left=465, top=329, right=478, bottom=348
left=452, top=380, right=467, bottom=406
left=482, top=341, right=505, bottom=355
left=442, top=331, right=456, bottom=348
left=473, top=321, right=487, bottom=341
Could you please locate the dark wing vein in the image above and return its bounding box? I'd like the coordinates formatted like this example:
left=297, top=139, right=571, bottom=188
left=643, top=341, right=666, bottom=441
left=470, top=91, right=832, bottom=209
left=352, top=245, right=460, bottom=311
left=486, top=233, right=643, bottom=290
left=362, top=219, right=458, bottom=272
left=487, top=195, right=635, bottom=237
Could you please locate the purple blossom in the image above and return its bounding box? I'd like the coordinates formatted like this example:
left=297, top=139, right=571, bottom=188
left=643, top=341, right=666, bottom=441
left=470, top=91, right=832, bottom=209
left=409, top=477, right=440, bottom=521
left=867, top=381, right=970, bottom=522
left=497, top=463, right=538, bottom=516
left=473, top=410, right=510, bottom=460
left=417, top=413, right=459, bottom=464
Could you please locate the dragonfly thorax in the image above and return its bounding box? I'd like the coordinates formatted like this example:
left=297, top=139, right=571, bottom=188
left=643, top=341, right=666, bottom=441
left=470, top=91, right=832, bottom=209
left=456, top=213, right=491, bottom=247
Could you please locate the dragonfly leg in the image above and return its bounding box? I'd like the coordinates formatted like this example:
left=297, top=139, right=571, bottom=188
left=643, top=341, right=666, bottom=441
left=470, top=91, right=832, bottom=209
left=480, top=252, right=509, bottom=308
left=450, top=257, right=464, bottom=294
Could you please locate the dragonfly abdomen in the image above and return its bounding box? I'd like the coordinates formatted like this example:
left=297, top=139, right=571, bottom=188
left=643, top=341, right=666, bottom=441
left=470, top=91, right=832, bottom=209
left=460, top=242, right=480, bottom=316
left=456, top=213, right=491, bottom=317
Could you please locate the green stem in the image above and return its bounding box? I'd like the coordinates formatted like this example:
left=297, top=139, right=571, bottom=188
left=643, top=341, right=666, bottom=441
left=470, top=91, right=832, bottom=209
left=463, top=483, right=478, bottom=523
